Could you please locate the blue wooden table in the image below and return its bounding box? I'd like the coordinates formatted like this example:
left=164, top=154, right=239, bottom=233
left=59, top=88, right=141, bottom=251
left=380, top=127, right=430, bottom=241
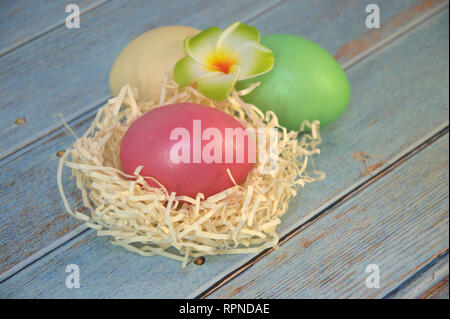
left=0, top=0, right=448, bottom=299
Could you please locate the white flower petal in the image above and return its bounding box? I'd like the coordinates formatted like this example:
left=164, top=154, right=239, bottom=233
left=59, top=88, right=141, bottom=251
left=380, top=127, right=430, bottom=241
left=235, top=41, right=274, bottom=80
left=197, top=65, right=241, bottom=100
left=173, top=56, right=212, bottom=88
left=185, top=27, right=221, bottom=65
left=216, top=22, right=260, bottom=60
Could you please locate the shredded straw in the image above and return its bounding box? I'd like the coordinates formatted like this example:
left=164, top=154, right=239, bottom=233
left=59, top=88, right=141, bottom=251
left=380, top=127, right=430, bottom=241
left=57, top=78, right=325, bottom=267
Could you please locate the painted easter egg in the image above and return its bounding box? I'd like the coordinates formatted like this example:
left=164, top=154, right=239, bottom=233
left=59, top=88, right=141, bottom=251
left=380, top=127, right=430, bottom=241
left=109, top=26, right=200, bottom=102
left=237, top=34, right=350, bottom=130
left=120, top=103, right=256, bottom=198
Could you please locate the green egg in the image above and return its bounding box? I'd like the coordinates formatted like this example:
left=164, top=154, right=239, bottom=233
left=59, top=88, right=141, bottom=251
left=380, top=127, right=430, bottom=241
left=237, top=34, right=350, bottom=130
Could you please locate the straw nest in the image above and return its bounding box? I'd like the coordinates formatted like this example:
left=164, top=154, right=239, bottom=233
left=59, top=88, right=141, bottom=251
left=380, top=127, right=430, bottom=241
left=57, top=79, right=324, bottom=267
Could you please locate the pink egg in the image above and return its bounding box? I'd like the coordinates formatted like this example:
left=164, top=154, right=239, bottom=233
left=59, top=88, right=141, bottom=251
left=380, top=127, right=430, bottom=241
left=120, top=103, right=256, bottom=198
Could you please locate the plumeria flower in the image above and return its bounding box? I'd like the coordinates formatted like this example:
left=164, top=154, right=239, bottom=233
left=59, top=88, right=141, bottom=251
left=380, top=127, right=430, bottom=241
left=174, top=22, right=274, bottom=100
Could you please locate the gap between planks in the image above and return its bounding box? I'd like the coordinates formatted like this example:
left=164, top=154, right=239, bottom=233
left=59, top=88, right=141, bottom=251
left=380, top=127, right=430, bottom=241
left=340, top=0, right=449, bottom=71
left=384, top=250, right=449, bottom=298
left=420, top=276, right=449, bottom=299
left=0, top=1, right=448, bottom=286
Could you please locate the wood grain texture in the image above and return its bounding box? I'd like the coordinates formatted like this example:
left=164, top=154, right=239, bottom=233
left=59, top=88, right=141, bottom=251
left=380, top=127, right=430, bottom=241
left=250, top=0, right=442, bottom=61
left=0, top=0, right=279, bottom=160
left=0, top=0, right=433, bottom=160
left=333, top=0, right=447, bottom=63
left=0, top=0, right=440, bottom=278
left=421, top=277, right=449, bottom=299
left=0, top=8, right=448, bottom=297
left=0, top=0, right=106, bottom=56
left=386, top=252, right=448, bottom=298
left=207, top=135, right=449, bottom=299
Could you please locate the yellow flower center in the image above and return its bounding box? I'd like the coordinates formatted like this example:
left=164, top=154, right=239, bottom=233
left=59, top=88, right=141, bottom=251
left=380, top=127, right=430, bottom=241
left=206, top=51, right=236, bottom=74
left=211, top=58, right=234, bottom=74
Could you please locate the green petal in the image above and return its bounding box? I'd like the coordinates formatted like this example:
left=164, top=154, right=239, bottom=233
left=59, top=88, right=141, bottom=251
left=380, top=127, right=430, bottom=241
left=174, top=56, right=212, bottom=88
left=216, top=22, right=260, bottom=60
left=198, top=65, right=241, bottom=100
left=235, top=42, right=274, bottom=80
left=185, top=26, right=222, bottom=65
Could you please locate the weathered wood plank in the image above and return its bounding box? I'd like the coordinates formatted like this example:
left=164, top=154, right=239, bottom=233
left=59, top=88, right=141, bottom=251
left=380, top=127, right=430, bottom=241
left=0, top=0, right=440, bottom=278
left=252, top=0, right=444, bottom=60
left=0, top=0, right=279, bottom=159
left=0, top=0, right=106, bottom=56
left=332, top=0, right=448, bottom=63
left=207, top=135, right=449, bottom=298
left=386, top=252, right=448, bottom=298
left=0, top=8, right=448, bottom=297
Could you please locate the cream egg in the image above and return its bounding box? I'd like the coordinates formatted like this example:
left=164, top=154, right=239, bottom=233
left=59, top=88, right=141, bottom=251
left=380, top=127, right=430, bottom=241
left=109, top=25, right=200, bottom=101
